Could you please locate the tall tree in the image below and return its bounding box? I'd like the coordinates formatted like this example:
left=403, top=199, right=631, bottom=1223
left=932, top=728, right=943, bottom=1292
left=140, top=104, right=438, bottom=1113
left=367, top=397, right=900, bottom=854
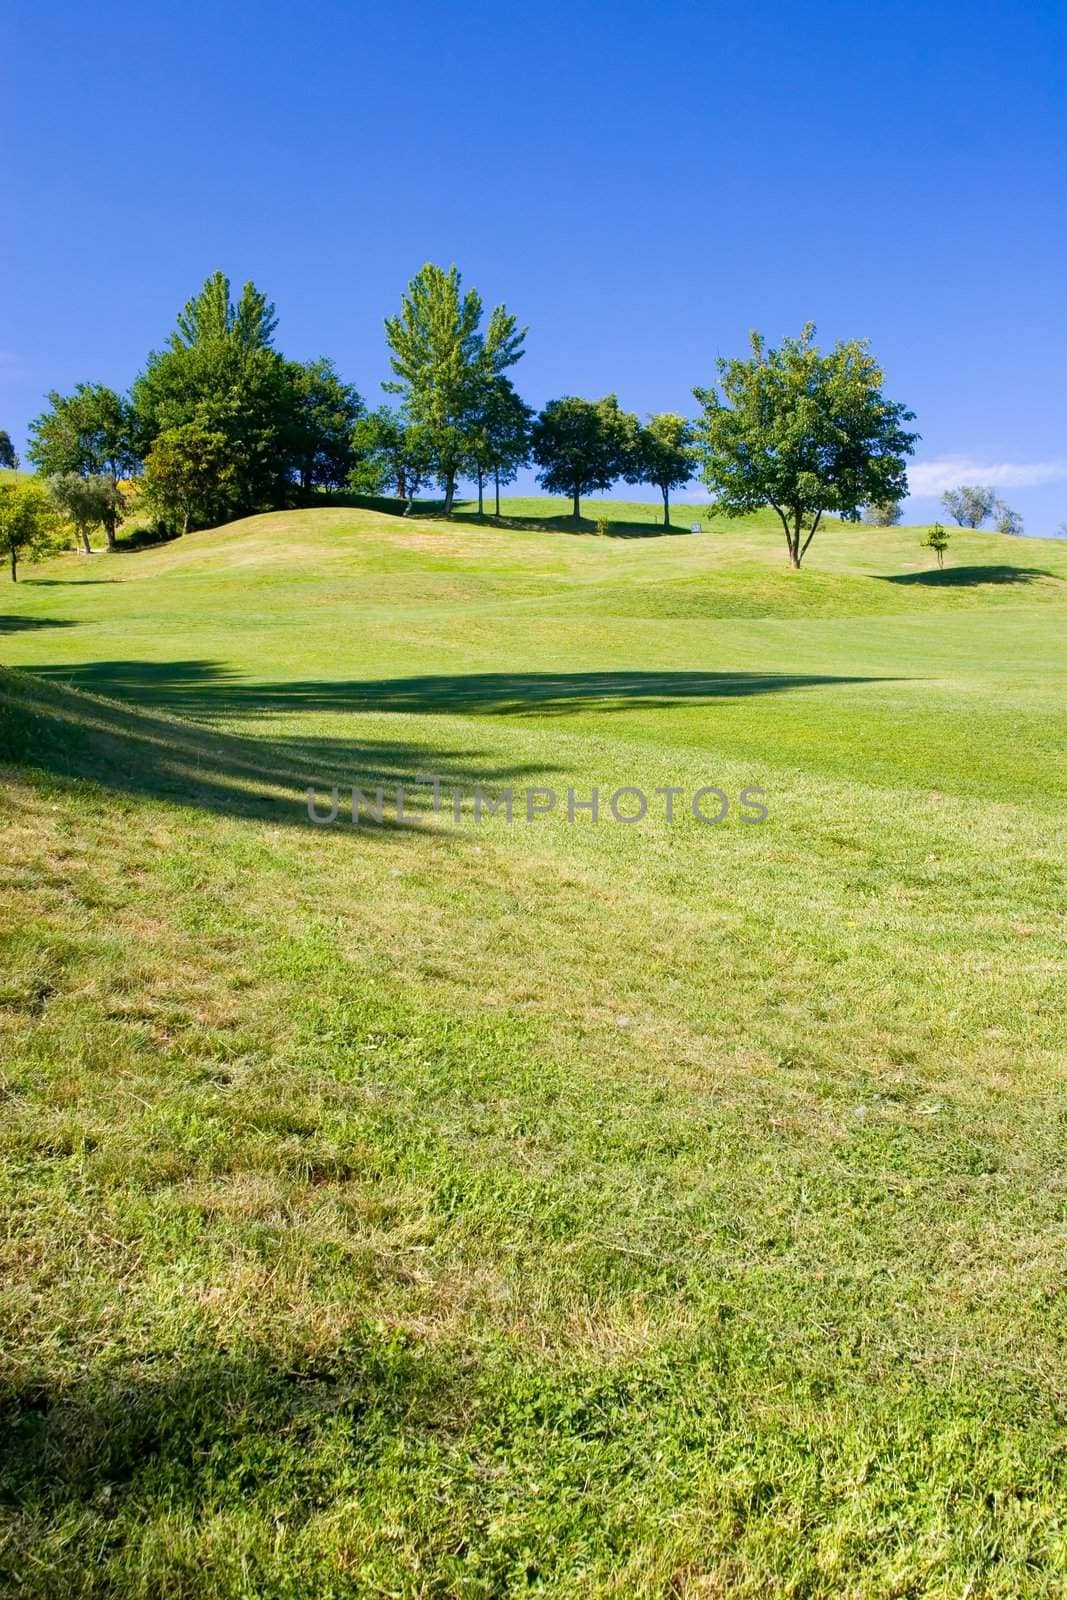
left=693, top=325, right=917, bottom=569
left=530, top=395, right=637, bottom=521
left=141, top=423, right=235, bottom=536
left=627, top=413, right=697, bottom=528
left=0, top=477, right=58, bottom=580
left=27, top=384, right=138, bottom=549
left=384, top=263, right=525, bottom=515
left=0, top=430, right=17, bottom=470
left=288, top=358, right=364, bottom=495
left=133, top=272, right=298, bottom=519
left=48, top=472, right=125, bottom=556
left=941, top=485, right=997, bottom=528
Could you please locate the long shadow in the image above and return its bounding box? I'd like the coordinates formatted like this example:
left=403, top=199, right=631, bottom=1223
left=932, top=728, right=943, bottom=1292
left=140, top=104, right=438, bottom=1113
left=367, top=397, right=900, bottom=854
left=0, top=666, right=544, bottom=834
left=878, top=565, right=1057, bottom=588
left=0, top=615, right=77, bottom=633
left=23, top=662, right=899, bottom=722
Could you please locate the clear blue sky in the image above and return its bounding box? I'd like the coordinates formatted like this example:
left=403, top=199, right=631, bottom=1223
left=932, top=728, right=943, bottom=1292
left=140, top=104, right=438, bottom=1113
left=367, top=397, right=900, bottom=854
left=5, top=0, right=1066, bottom=531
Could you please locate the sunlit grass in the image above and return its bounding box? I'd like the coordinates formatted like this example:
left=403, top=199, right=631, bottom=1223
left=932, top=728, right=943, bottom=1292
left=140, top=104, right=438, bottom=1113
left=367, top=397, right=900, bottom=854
left=1, top=503, right=1065, bottom=1595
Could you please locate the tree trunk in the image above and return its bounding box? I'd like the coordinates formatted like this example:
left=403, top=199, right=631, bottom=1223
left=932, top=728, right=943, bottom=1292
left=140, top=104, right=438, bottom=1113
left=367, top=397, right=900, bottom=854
left=494, top=470, right=500, bottom=518
left=477, top=469, right=484, bottom=517
left=9, top=542, right=16, bottom=582
left=572, top=487, right=581, bottom=521
left=662, top=487, right=670, bottom=529
left=181, top=508, right=190, bottom=537
left=78, top=523, right=91, bottom=555
left=443, top=472, right=455, bottom=516
left=104, top=518, right=117, bottom=551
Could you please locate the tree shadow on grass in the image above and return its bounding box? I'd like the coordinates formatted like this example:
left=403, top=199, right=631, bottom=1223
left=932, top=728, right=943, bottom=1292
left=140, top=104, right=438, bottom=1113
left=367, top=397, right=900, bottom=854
left=0, top=665, right=545, bottom=835
left=446, top=509, right=695, bottom=538
left=22, top=661, right=901, bottom=722
left=877, top=565, right=1059, bottom=588
left=0, top=1338, right=455, bottom=1589
left=0, top=615, right=77, bottom=633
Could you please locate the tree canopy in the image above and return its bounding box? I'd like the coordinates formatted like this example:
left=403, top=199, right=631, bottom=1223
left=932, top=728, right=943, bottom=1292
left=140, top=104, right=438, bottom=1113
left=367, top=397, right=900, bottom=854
left=531, top=395, right=638, bottom=521
left=627, top=413, right=697, bottom=527
left=693, top=325, right=917, bottom=568
left=941, top=485, right=997, bottom=528
left=0, top=476, right=59, bottom=580
left=384, top=263, right=526, bottom=515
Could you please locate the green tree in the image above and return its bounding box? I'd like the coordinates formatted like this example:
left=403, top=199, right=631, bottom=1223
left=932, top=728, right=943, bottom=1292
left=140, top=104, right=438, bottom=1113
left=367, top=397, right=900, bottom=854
left=27, top=384, right=138, bottom=549
left=468, top=378, right=533, bottom=517
left=288, top=358, right=364, bottom=495
left=384, top=263, right=526, bottom=516
left=0, top=430, right=17, bottom=470
left=0, top=476, right=59, bottom=580
left=133, top=272, right=298, bottom=519
left=627, top=412, right=696, bottom=528
left=48, top=472, right=125, bottom=556
left=693, top=325, right=917, bottom=569
left=141, top=423, right=235, bottom=535
left=350, top=408, right=431, bottom=509
left=992, top=498, right=1024, bottom=536
left=530, top=395, right=638, bottom=522
left=941, top=485, right=997, bottom=528
left=922, top=521, right=949, bottom=569
left=863, top=498, right=903, bottom=525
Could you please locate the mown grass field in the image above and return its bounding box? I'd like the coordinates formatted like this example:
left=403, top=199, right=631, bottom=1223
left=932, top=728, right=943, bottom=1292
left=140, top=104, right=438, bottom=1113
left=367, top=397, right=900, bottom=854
left=1, top=500, right=1065, bottom=1597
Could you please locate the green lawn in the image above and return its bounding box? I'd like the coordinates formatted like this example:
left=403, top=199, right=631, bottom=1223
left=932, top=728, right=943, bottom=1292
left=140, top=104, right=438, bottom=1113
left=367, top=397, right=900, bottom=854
left=1, top=503, right=1065, bottom=1597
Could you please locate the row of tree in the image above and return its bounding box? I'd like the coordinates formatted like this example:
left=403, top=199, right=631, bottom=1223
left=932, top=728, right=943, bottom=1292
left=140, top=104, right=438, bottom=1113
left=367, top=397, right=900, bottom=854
left=9, top=260, right=1033, bottom=572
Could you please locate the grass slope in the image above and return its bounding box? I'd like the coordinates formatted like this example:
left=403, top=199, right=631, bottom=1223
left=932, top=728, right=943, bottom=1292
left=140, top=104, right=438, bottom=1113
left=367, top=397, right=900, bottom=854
left=1, top=504, right=1065, bottom=1597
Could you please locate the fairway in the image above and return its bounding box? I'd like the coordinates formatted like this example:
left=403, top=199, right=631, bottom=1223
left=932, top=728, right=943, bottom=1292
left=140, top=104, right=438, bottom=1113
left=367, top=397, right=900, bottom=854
left=2, top=503, right=1066, bottom=1596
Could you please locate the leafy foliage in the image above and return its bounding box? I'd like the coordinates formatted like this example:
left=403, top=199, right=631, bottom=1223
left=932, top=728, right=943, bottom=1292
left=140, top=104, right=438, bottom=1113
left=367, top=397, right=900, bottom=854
left=384, top=263, right=526, bottom=514
left=693, top=324, right=917, bottom=567
left=0, top=475, right=59, bottom=578
left=141, top=423, right=235, bottom=535
left=863, top=498, right=903, bottom=526
left=922, top=520, right=950, bottom=568
left=288, top=358, right=364, bottom=494
left=941, top=485, right=997, bottom=528
left=0, top=430, right=18, bottom=470
left=48, top=472, right=127, bottom=556
left=531, top=395, right=638, bottom=520
left=993, top=498, right=1024, bottom=537
left=627, top=412, right=697, bottom=527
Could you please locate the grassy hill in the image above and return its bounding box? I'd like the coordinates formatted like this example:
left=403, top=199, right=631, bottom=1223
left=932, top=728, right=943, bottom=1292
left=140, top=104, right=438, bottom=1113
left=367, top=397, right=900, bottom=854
left=1, top=503, right=1065, bottom=1596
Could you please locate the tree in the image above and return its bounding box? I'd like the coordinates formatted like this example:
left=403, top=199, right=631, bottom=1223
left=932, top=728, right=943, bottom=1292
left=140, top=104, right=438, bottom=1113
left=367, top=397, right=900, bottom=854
left=27, top=384, right=138, bottom=549
left=350, top=408, right=431, bottom=509
left=863, top=498, right=903, bottom=525
left=693, top=325, right=917, bottom=569
left=133, top=272, right=298, bottom=519
left=941, top=485, right=997, bottom=528
left=627, top=412, right=696, bottom=528
left=922, top=521, right=949, bottom=569
left=0, top=430, right=17, bottom=470
left=531, top=395, right=638, bottom=521
left=384, top=263, right=526, bottom=516
left=288, top=358, right=364, bottom=495
left=141, top=423, right=235, bottom=535
left=468, top=378, right=533, bottom=516
left=48, top=472, right=125, bottom=556
left=992, top=497, right=1023, bottom=536
left=0, top=477, right=59, bottom=580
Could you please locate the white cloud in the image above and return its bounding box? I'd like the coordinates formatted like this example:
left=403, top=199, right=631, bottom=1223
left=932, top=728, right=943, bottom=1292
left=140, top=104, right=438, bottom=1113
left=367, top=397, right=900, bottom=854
left=907, top=457, right=1067, bottom=497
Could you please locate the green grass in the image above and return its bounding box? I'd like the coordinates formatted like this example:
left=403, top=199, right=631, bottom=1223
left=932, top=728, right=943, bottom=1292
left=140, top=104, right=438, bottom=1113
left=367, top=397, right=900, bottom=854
left=1, top=502, right=1065, bottom=1596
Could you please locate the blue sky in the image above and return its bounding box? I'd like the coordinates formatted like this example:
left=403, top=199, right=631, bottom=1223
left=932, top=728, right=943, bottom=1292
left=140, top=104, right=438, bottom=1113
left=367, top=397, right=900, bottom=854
left=5, top=0, right=1066, bottom=531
